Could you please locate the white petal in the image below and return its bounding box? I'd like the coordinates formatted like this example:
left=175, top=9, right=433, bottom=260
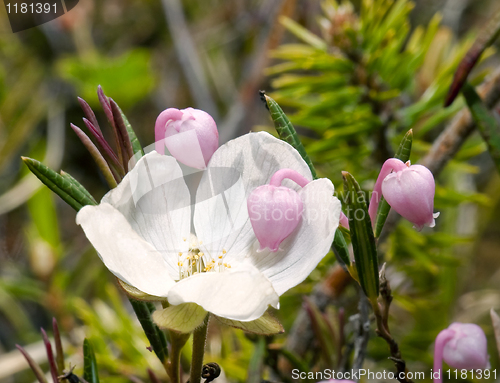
left=102, top=151, right=192, bottom=279
left=246, top=179, right=341, bottom=296
left=76, top=203, right=176, bottom=297
left=194, top=132, right=312, bottom=261
left=167, top=264, right=279, bottom=321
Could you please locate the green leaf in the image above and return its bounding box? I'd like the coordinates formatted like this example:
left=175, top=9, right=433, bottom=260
left=22, top=157, right=96, bottom=211
left=129, top=298, right=169, bottom=362
left=276, top=348, right=310, bottom=374
left=374, top=129, right=413, bottom=237
left=279, top=16, right=328, bottom=50
left=332, top=229, right=351, bottom=266
left=342, top=171, right=379, bottom=300
left=215, top=311, right=284, bottom=335
left=303, top=297, right=336, bottom=366
left=263, top=93, right=317, bottom=179
left=247, top=337, right=266, bottom=383
left=490, top=309, right=500, bottom=360
left=60, top=171, right=97, bottom=205
left=116, top=103, right=144, bottom=157
left=83, top=339, right=100, bottom=383
left=152, top=303, right=207, bottom=334
left=462, top=82, right=500, bottom=173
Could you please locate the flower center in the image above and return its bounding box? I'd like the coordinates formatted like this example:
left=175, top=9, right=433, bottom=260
left=176, top=235, right=231, bottom=280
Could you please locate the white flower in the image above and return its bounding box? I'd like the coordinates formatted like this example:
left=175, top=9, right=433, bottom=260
left=76, top=132, right=341, bottom=325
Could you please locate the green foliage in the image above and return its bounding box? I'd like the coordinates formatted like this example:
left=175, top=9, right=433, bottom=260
left=342, top=171, right=379, bottom=300
left=267, top=0, right=499, bottom=374
left=2, top=0, right=500, bottom=381
left=57, top=49, right=155, bottom=109
left=22, top=157, right=97, bottom=211
left=129, top=299, right=169, bottom=362
left=83, top=339, right=100, bottom=383
left=462, top=83, right=500, bottom=172
left=264, top=93, right=317, bottom=178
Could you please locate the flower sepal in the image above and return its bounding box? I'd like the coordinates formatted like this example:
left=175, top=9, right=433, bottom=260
left=117, top=279, right=165, bottom=302
left=152, top=303, right=208, bottom=334
left=215, top=311, right=284, bottom=335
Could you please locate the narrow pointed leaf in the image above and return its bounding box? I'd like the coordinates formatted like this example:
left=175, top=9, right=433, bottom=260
left=83, top=339, right=100, bottom=383
left=247, top=336, right=266, bottom=383
left=70, top=124, right=118, bottom=188
left=52, top=318, right=65, bottom=375
left=462, top=83, right=500, bottom=172
left=152, top=303, right=207, bottom=334
left=60, top=171, right=97, bottom=205
left=303, top=298, right=336, bottom=366
left=332, top=229, right=351, bottom=266
left=374, top=129, right=413, bottom=237
left=490, top=309, right=500, bottom=360
left=83, top=118, right=124, bottom=179
left=342, top=171, right=379, bottom=299
left=146, top=301, right=169, bottom=356
left=98, top=85, right=123, bottom=167
left=279, top=16, right=327, bottom=50
left=41, top=328, right=58, bottom=383
left=111, top=100, right=144, bottom=157
left=97, top=85, right=114, bottom=128
left=129, top=299, right=169, bottom=362
left=110, top=99, right=136, bottom=171
left=16, top=345, right=48, bottom=383
left=215, top=311, right=284, bottom=335
left=262, top=93, right=317, bottom=179
left=22, top=157, right=96, bottom=211
left=78, top=97, right=102, bottom=136
left=445, top=10, right=500, bottom=107
left=275, top=348, right=309, bottom=373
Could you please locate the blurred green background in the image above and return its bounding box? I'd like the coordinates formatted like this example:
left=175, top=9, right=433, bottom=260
left=1, top=0, right=500, bottom=382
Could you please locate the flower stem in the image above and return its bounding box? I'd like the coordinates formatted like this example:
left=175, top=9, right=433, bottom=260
left=167, top=332, right=182, bottom=383
left=189, top=315, right=209, bottom=383
left=269, top=168, right=309, bottom=187
left=369, top=270, right=413, bottom=383
left=433, top=330, right=455, bottom=383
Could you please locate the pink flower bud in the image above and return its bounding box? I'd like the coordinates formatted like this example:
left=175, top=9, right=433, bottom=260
left=369, top=158, right=439, bottom=231
left=155, top=107, right=218, bottom=169
left=433, top=323, right=489, bottom=383
left=248, top=169, right=309, bottom=252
